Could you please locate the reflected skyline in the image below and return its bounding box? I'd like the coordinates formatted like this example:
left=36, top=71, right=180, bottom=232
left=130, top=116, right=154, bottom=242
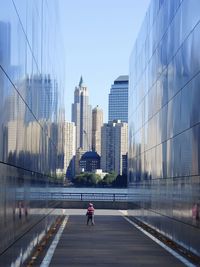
left=128, top=0, right=200, bottom=257
left=0, top=1, right=65, bottom=265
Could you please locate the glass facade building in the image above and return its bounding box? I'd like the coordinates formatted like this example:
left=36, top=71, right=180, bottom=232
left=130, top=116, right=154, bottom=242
left=0, top=1, right=65, bottom=265
left=128, top=0, right=200, bottom=257
left=108, top=75, right=128, bottom=123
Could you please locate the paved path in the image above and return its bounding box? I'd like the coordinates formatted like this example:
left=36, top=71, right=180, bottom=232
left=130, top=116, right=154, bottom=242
left=48, top=210, right=184, bottom=267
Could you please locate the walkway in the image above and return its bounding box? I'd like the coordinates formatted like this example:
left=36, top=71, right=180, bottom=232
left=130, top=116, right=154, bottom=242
left=41, top=210, right=188, bottom=267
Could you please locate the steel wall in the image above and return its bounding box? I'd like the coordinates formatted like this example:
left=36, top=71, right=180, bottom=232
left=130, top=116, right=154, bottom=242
left=0, top=0, right=65, bottom=265
left=128, top=0, right=200, bottom=256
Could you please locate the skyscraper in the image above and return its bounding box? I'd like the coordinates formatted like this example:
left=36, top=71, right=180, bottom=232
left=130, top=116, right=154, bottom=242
left=72, top=77, right=92, bottom=151
left=0, top=21, right=11, bottom=68
left=108, top=75, right=128, bottom=123
left=24, top=74, right=58, bottom=123
left=64, top=122, right=76, bottom=180
left=92, top=105, right=103, bottom=155
left=101, top=120, right=128, bottom=175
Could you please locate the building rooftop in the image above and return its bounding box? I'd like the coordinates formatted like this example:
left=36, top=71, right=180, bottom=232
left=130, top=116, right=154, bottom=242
left=93, top=105, right=103, bottom=111
left=114, top=75, right=129, bottom=84
left=81, top=151, right=100, bottom=160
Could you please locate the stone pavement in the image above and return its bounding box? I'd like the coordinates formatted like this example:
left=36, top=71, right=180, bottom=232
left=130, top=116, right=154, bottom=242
left=44, top=209, right=185, bottom=267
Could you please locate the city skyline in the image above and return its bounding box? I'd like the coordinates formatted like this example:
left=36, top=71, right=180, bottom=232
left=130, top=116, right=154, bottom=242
left=60, top=0, right=151, bottom=121
left=1, top=0, right=200, bottom=265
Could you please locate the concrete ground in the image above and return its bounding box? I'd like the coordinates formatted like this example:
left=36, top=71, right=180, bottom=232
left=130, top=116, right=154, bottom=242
left=42, top=209, right=185, bottom=267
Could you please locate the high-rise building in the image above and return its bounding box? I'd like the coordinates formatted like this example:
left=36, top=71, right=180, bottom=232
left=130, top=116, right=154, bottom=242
left=128, top=0, right=200, bottom=257
left=0, top=22, right=11, bottom=159
left=64, top=122, right=76, bottom=180
left=24, top=74, right=58, bottom=123
left=101, top=120, right=128, bottom=175
left=72, top=77, right=92, bottom=151
left=108, top=75, right=128, bottom=123
left=0, top=21, right=10, bottom=68
left=92, top=105, right=103, bottom=155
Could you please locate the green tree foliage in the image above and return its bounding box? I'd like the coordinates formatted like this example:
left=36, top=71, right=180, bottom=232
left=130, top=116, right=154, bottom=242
left=112, top=174, right=127, bottom=188
left=73, top=172, right=127, bottom=188
left=99, top=172, right=117, bottom=186
left=73, top=173, right=101, bottom=187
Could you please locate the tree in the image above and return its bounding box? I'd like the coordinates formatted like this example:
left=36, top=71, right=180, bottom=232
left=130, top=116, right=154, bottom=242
left=99, top=172, right=117, bottom=187
left=73, top=173, right=101, bottom=187
left=112, top=174, right=127, bottom=188
left=72, top=171, right=127, bottom=188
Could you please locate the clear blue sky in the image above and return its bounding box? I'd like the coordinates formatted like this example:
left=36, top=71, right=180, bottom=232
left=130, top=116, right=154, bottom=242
left=59, top=0, right=150, bottom=122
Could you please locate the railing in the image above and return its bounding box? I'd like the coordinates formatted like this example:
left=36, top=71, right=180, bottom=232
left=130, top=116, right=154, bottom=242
left=17, top=192, right=128, bottom=202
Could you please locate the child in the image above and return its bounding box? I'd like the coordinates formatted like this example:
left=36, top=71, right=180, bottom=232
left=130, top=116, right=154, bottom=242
left=86, top=203, right=95, bottom=225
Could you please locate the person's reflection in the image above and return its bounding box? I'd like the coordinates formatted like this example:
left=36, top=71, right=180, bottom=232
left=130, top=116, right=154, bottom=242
left=192, top=203, right=199, bottom=221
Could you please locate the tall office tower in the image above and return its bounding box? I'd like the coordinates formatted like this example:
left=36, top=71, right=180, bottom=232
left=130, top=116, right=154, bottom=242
left=0, top=22, right=11, bottom=68
left=24, top=74, right=58, bottom=123
left=108, top=75, right=128, bottom=123
left=92, top=105, right=103, bottom=155
left=64, top=122, right=76, bottom=180
left=0, top=22, right=11, bottom=159
left=128, top=0, right=200, bottom=257
left=72, top=77, right=92, bottom=151
left=101, top=120, right=128, bottom=175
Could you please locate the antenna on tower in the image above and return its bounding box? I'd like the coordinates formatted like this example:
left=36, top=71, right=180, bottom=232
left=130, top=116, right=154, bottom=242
left=79, top=76, right=83, bottom=87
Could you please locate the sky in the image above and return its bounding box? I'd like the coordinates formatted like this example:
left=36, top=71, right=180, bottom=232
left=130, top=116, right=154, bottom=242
left=59, top=0, right=151, bottom=122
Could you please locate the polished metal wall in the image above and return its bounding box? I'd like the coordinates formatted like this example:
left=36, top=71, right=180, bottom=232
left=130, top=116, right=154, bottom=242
left=0, top=1, right=65, bottom=266
left=128, top=0, right=200, bottom=256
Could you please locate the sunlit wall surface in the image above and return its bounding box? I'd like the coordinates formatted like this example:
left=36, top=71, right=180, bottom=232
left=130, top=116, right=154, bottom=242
left=128, top=0, right=200, bottom=256
left=0, top=1, right=65, bottom=265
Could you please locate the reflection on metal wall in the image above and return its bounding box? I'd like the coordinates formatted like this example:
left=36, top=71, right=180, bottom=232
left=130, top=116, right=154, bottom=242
left=128, top=0, right=200, bottom=256
left=0, top=0, right=65, bottom=265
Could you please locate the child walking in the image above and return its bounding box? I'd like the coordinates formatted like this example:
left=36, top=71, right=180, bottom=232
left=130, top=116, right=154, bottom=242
left=86, top=203, right=95, bottom=225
